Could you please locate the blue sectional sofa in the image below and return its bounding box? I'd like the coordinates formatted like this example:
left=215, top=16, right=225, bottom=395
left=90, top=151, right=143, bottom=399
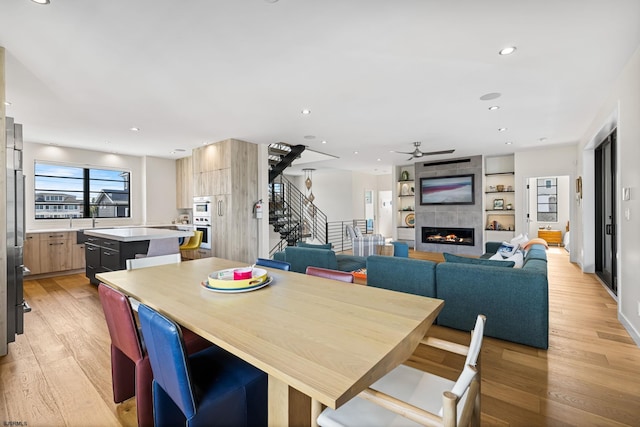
left=273, top=246, right=366, bottom=274
left=366, top=242, right=549, bottom=349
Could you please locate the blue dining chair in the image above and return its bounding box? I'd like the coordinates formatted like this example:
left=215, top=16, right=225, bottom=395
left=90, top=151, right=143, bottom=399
left=255, top=257, right=291, bottom=271
left=137, top=304, right=268, bottom=427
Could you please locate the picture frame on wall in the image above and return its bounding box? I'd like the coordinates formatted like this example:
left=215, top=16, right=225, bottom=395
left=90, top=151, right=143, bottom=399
left=493, top=198, right=504, bottom=210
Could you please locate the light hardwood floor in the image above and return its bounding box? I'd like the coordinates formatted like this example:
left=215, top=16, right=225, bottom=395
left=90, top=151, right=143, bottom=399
left=1, top=248, right=640, bottom=426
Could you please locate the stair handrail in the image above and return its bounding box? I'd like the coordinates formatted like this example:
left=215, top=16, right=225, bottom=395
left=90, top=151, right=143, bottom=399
left=269, top=175, right=328, bottom=256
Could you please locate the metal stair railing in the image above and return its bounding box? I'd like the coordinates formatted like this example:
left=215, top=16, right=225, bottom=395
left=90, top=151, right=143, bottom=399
left=269, top=175, right=328, bottom=257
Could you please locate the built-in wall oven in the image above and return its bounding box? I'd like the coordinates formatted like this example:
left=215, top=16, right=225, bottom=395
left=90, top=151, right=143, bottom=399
left=193, top=196, right=212, bottom=250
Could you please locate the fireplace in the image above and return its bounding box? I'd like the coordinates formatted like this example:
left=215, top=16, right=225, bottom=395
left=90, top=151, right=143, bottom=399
left=422, top=227, right=474, bottom=246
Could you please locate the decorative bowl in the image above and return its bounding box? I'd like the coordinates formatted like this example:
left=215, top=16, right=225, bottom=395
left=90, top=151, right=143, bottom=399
left=208, top=268, right=268, bottom=289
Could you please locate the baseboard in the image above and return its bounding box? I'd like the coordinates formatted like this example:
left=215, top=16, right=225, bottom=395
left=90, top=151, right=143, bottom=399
left=619, top=311, right=640, bottom=348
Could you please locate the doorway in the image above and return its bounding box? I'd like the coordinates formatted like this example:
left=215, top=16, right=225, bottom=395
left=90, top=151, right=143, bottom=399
left=525, top=176, right=571, bottom=249
left=595, top=130, right=617, bottom=294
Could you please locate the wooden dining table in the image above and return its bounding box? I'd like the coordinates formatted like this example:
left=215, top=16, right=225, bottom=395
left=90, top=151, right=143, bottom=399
left=96, top=257, right=444, bottom=426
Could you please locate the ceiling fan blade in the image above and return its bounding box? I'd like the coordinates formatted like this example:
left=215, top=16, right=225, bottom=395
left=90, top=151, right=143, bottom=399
left=406, top=156, right=414, bottom=161
left=393, top=150, right=415, bottom=155
left=422, top=149, right=456, bottom=156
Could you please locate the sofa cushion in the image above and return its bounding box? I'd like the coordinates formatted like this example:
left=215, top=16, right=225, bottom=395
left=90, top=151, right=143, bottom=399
left=444, top=252, right=514, bottom=268
left=283, top=246, right=338, bottom=273
left=335, top=255, right=367, bottom=272
left=522, top=258, right=547, bottom=274
left=524, top=245, right=547, bottom=264
left=297, top=242, right=332, bottom=250
left=436, top=262, right=549, bottom=349
left=366, top=255, right=437, bottom=298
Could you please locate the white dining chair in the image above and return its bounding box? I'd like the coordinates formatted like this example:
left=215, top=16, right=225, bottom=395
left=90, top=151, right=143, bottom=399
left=317, top=314, right=486, bottom=427
left=125, top=253, right=182, bottom=310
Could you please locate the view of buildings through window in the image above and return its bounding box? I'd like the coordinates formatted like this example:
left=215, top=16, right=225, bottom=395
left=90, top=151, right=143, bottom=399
left=34, top=162, right=131, bottom=219
left=537, top=177, right=558, bottom=222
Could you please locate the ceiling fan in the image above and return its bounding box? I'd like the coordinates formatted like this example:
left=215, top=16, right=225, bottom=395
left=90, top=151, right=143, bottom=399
left=394, top=141, right=455, bottom=161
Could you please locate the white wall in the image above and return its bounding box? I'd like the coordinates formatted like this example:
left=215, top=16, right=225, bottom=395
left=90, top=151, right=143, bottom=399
left=575, top=45, right=640, bottom=346
left=514, top=145, right=577, bottom=246
left=24, top=142, right=177, bottom=230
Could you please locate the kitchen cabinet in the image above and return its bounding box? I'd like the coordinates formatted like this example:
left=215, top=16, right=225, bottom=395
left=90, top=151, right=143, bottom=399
left=23, top=231, right=85, bottom=275
left=39, top=232, right=71, bottom=273
left=84, top=236, right=149, bottom=285
left=192, top=139, right=258, bottom=263
left=23, top=233, right=41, bottom=275
left=176, top=156, right=194, bottom=209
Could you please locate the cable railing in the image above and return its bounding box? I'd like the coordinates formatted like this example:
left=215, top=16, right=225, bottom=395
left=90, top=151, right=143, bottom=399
left=269, top=175, right=328, bottom=257
left=326, top=219, right=370, bottom=253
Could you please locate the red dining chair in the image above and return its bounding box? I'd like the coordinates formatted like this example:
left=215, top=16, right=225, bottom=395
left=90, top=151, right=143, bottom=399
left=306, top=266, right=354, bottom=283
left=98, top=283, right=212, bottom=427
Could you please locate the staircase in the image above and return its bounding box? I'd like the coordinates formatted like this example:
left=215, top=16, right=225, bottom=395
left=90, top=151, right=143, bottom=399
left=268, top=143, right=328, bottom=256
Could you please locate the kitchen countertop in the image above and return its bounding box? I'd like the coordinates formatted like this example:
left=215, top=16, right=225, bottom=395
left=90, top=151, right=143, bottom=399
left=27, top=224, right=194, bottom=234
left=83, top=227, right=193, bottom=242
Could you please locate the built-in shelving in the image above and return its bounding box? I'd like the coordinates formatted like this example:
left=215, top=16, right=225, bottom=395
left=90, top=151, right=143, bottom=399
left=484, top=155, right=515, bottom=240
left=395, top=166, right=416, bottom=247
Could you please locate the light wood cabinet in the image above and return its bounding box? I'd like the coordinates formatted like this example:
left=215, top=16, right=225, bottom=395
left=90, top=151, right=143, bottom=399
left=39, top=232, right=72, bottom=273
left=176, top=156, right=193, bottom=209
left=192, top=139, right=258, bottom=263
left=182, top=248, right=211, bottom=260
left=537, top=229, right=563, bottom=246
left=71, top=240, right=86, bottom=270
left=24, top=233, right=42, bottom=275
left=24, top=231, right=86, bottom=275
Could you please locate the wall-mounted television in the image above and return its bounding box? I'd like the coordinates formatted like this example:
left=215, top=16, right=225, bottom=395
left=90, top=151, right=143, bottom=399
left=420, top=174, right=475, bottom=205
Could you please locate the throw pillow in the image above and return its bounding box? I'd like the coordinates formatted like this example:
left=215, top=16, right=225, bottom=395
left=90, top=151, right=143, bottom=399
left=353, top=226, right=363, bottom=238
left=297, top=242, right=332, bottom=250
left=510, top=233, right=530, bottom=246
left=497, top=241, right=519, bottom=257
left=444, top=252, right=515, bottom=268
left=522, top=238, right=549, bottom=250
left=504, top=250, right=524, bottom=268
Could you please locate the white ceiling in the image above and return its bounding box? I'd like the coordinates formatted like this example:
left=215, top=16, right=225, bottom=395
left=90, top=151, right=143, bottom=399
left=1, top=0, right=639, bottom=175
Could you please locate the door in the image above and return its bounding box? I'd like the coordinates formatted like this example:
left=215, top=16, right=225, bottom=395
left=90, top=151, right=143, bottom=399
left=595, top=131, right=617, bottom=294
left=378, top=190, right=393, bottom=238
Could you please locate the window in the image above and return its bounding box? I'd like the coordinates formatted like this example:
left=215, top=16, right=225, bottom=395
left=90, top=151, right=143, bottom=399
left=34, top=162, right=130, bottom=219
left=537, top=178, right=557, bottom=222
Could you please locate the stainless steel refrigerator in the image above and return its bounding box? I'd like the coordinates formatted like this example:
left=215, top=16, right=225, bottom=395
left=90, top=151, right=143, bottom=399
left=5, top=116, right=29, bottom=349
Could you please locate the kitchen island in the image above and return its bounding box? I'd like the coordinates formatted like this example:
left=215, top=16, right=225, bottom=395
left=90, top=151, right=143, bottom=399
left=83, top=227, right=193, bottom=285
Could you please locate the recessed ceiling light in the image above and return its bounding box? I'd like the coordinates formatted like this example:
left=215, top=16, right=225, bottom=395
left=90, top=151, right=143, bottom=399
left=539, top=137, right=548, bottom=142
left=498, top=127, right=507, bottom=132
left=377, top=158, right=381, bottom=162
left=505, top=141, right=513, bottom=145
left=321, top=140, right=327, bottom=144
left=488, top=106, right=500, bottom=111
left=31, top=0, right=50, bottom=4
left=130, top=127, right=140, bottom=132
left=354, top=151, right=359, bottom=155
left=4, top=101, right=11, bottom=106
left=499, top=46, right=517, bottom=56
left=301, top=109, right=311, bottom=115
left=170, top=151, right=176, bottom=154
left=479, top=92, right=501, bottom=101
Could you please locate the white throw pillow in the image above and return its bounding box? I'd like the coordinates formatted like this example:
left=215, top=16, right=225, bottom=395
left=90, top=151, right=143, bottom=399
left=353, top=227, right=363, bottom=238
left=510, top=233, right=530, bottom=246
left=504, top=251, right=524, bottom=268
left=489, top=253, right=503, bottom=261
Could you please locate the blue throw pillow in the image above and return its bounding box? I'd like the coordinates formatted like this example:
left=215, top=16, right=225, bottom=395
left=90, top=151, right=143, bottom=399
left=297, top=242, right=332, bottom=250
left=443, top=252, right=515, bottom=268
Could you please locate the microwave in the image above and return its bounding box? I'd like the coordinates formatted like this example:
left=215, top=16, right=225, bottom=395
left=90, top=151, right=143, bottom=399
left=193, top=196, right=212, bottom=216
